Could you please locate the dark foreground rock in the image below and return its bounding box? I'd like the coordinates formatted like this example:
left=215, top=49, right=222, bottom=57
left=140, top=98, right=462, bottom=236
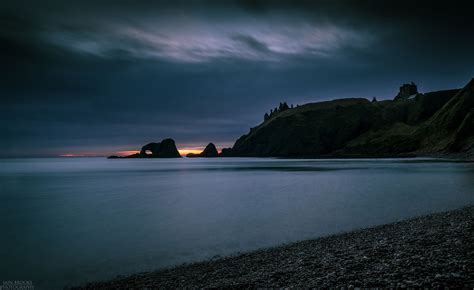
left=74, top=206, right=473, bottom=289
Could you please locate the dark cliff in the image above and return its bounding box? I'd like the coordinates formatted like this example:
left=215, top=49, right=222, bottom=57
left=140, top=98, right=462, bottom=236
left=229, top=79, right=473, bottom=158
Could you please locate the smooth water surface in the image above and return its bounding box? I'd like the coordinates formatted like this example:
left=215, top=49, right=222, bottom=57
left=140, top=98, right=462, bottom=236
left=1, top=157, right=473, bottom=289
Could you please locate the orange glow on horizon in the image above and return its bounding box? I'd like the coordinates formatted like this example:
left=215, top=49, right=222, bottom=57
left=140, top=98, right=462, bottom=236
left=73, top=145, right=223, bottom=158
left=115, top=148, right=205, bottom=157
left=60, top=153, right=102, bottom=157
left=178, top=148, right=203, bottom=156
left=116, top=150, right=140, bottom=156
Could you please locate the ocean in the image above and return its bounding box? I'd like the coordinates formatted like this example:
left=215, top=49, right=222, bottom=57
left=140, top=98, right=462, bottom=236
left=1, top=157, right=473, bottom=289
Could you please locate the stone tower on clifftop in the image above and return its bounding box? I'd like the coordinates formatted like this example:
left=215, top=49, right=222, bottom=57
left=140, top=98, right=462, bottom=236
left=395, top=82, right=418, bottom=100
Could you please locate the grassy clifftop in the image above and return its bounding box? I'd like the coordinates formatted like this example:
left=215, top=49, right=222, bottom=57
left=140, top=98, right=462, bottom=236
left=230, top=80, right=473, bottom=158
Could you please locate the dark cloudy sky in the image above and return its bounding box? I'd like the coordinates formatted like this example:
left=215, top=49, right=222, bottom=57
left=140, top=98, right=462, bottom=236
left=1, top=0, right=473, bottom=157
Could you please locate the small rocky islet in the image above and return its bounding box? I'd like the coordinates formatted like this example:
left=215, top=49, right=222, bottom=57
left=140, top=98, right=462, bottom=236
left=108, top=138, right=181, bottom=158
left=74, top=206, right=474, bottom=289
left=187, top=143, right=219, bottom=157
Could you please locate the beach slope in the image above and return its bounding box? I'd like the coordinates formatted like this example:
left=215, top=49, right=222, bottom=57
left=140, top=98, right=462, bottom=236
left=75, top=206, right=473, bottom=289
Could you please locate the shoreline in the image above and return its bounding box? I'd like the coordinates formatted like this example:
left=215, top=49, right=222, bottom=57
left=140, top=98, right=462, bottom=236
left=74, top=206, right=473, bottom=289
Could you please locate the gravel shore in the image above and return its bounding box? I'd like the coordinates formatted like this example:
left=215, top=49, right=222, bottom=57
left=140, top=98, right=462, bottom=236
left=75, top=206, right=473, bottom=289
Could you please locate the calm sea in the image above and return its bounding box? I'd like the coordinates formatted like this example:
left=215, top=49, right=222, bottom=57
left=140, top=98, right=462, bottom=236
left=1, top=157, right=473, bottom=289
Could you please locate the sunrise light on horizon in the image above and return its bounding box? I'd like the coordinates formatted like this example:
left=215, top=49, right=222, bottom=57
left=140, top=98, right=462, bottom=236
left=59, top=146, right=223, bottom=158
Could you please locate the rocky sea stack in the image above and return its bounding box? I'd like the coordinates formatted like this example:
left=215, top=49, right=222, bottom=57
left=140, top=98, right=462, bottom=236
left=187, top=143, right=219, bottom=157
left=108, top=138, right=181, bottom=158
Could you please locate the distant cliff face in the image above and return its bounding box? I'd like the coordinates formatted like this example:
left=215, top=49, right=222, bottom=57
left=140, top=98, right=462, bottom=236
left=230, top=79, right=473, bottom=158
left=232, top=99, right=375, bottom=157
left=420, top=79, right=474, bottom=154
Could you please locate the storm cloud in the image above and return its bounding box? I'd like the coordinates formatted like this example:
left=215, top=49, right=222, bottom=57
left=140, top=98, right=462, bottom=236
left=1, top=0, right=473, bottom=157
